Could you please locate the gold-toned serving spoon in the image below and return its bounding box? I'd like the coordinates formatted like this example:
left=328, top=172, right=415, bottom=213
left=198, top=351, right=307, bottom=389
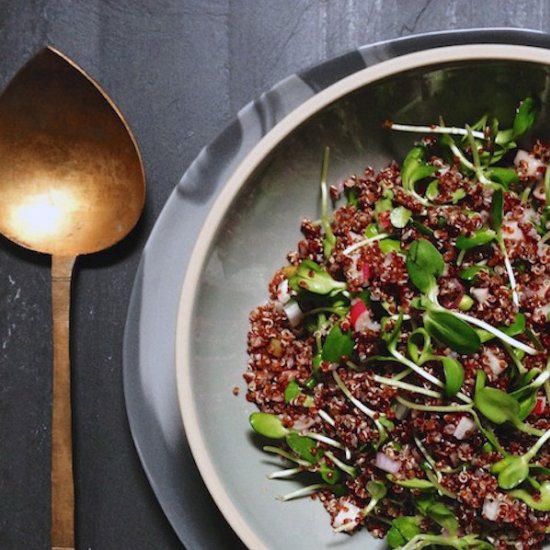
left=0, top=47, right=145, bottom=549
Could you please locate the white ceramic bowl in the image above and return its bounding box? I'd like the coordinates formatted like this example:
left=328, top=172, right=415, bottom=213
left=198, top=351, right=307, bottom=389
left=176, top=43, right=550, bottom=550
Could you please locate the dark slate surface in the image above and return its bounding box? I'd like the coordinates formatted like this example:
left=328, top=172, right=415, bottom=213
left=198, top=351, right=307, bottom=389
left=0, top=2, right=549, bottom=549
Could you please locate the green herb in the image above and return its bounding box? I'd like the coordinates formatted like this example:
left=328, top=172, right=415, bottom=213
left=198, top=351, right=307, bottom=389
left=406, top=239, right=445, bottom=294
left=510, top=481, right=550, bottom=511
left=322, top=324, right=354, bottom=362
left=456, top=229, right=496, bottom=251
left=423, top=309, right=481, bottom=355
left=288, top=260, right=347, bottom=295
left=390, top=206, right=412, bottom=228
left=284, top=380, right=301, bottom=403
left=363, top=480, right=387, bottom=515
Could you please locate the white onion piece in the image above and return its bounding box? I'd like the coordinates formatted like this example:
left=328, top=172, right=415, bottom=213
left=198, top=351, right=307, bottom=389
left=514, top=149, right=545, bottom=178
left=471, top=287, right=490, bottom=304
left=453, top=416, right=476, bottom=440
left=283, top=300, right=303, bottom=328
left=534, top=182, right=546, bottom=201
left=332, top=499, right=361, bottom=531
left=276, top=279, right=291, bottom=305
left=482, top=495, right=503, bottom=521
left=502, top=220, right=524, bottom=241
left=375, top=452, right=401, bottom=474
left=484, top=349, right=506, bottom=377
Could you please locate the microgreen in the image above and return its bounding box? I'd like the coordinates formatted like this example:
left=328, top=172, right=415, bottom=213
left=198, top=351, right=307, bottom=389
left=406, top=239, right=445, bottom=294
left=284, top=379, right=301, bottom=403
left=423, top=309, right=481, bottom=355
left=387, top=516, right=422, bottom=548
left=510, top=481, right=550, bottom=511
left=400, top=146, right=437, bottom=206
left=321, top=324, right=354, bottom=363
left=491, top=427, right=550, bottom=489
left=363, top=480, right=387, bottom=516
left=390, top=206, right=412, bottom=228
left=474, top=370, right=544, bottom=438
left=288, top=260, right=346, bottom=295
left=455, top=229, right=496, bottom=251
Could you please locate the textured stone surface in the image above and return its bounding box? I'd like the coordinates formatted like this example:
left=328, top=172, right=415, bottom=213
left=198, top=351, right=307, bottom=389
left=0, top=1, right=548, bottom=549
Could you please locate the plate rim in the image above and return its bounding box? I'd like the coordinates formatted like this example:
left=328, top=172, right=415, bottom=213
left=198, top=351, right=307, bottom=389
left=176, top=43, right=550, bottom=550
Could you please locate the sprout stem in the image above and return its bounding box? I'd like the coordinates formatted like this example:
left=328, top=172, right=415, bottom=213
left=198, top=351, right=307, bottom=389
left=278, top=483, right=328, bottom=502
left=388, top=122, right=485, bottom=140
left=268, top=467, right=302, bottom=480
left=452, top=310, right=537, bottom=355
left=343, top=233, right=389, bottom=255
left=373, top=374, right=443, bottom=398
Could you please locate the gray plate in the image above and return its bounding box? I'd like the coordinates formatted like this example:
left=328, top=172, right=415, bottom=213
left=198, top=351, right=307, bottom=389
left=123, top=29, right=550, bottom=549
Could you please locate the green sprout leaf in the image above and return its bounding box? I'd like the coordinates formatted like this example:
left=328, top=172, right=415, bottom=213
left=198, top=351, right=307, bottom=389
left=406, top=239, right=445, bottom=293
left=379, top=239, right=402, bottom=254
left=249, top=412, right=289, bottom=439
left=512, top=96, right=537, bottom=138
left=322, top=324, right=354, bottom=362
left=288, top=260, right=347, bottom=295
left=491, top=455, right=530, bottom=490
left=459, top=265, right=491, bottom=281
left=284, top=380, right=301, bottom=403
left=387, top=516, right=421, bottom=548
left=475, top=386, right=520, bottom=425
left=490, top=188, right=504, bottom=234
left=510, top=481, right=550, bottom=511
left=423, top=309, right=481, bottom=354
left=401, top=146, right=437, bottom=190
left=426, top=502, right=458, bottom=535
left=486, top=167, right=519, bottom=189
left=286, top=432, right=319, bottom=464
left=390, top=206, right=412, bottom=228
left=456, top=229, right=496, bottom=251
left=441, top=356, right=465, bottom=397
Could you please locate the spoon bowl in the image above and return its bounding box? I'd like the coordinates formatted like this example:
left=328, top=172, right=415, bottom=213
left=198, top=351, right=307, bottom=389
left=0, top=48, right=145, bottom=549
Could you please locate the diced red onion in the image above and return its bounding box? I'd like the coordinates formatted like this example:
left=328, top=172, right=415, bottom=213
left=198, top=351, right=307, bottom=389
left=453, top=416, right=476, bottom=440
left=375, top=452, right=401, bottom=474
left=283, top=300, right=303, bottom=328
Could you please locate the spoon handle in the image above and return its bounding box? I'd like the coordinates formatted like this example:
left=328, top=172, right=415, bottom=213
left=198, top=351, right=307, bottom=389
left=51, top=255, right=76, bottom=550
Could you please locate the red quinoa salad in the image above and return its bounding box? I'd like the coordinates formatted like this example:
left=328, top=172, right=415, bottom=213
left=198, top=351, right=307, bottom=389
left=244, top=98, right=550, bottom=550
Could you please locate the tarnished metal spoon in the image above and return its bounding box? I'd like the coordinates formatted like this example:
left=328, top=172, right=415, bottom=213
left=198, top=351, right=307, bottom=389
left=0, top=47, right=145, bottom=549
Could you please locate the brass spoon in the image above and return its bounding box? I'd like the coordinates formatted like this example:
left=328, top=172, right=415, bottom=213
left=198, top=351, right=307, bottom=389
left=0, top=48, right=145, bottom=549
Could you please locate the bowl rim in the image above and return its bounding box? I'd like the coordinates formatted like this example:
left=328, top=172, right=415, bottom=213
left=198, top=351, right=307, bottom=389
left=176, top=43, right=550, bottom=550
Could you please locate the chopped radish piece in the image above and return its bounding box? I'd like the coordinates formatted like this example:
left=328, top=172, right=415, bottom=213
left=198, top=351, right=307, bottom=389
left=362, top=263, right=371, bottom=282
left=350, top=299, right=368, bottom=329
left=533, top=395, right=547, bottom=415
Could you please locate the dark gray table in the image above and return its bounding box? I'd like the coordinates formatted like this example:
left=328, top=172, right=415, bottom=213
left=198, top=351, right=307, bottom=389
left=1, top=2, right=549, bottom=549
